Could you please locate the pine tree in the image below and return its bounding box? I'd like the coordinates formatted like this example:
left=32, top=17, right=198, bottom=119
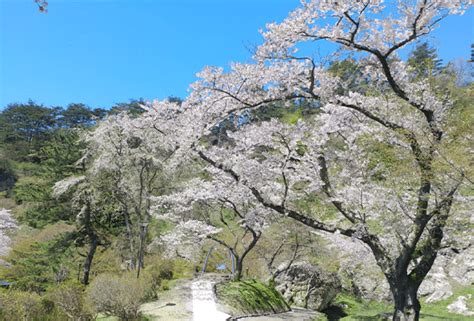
left=408, top=42, right=443, bottom=79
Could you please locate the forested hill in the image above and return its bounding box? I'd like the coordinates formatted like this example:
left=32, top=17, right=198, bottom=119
left=0, top=99, right=148, bottom=221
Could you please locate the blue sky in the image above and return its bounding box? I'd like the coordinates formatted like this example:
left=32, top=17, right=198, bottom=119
left=0, top=0, right=473, bottom=109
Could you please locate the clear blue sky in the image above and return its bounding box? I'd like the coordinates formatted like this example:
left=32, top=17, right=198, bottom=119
left=1, top=0, right=473, bottom=109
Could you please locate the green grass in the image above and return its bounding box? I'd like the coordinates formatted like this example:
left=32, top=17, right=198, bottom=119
left=419, top=285, right=474, bottom=321
left=326, top=291, right=474, bottom=321
left=330, top=293, right=391, bottom=320
left=215, top=279, right=290, bottom=317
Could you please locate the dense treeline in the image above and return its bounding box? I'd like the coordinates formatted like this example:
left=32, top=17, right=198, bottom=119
left=0, top=99, right=149, bottom=225
left=0, top=100, right=148, bottom=162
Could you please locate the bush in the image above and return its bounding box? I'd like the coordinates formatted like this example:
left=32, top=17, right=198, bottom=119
left=142, top=259, right=175, bottom=300
left=48, top=281, right=93, bottom=321
left=155, top=259, right=174, bottom=280
left=0, top=290, right=63, bottom=321
left=157, top=257, right=194, bottom=279
left=86, top=273, right=148, bottom=321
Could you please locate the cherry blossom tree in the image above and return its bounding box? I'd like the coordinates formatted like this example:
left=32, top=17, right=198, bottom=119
left=53, top=175, right=109, bottom=285
left=155, top=170, right=277, bottom=280
left=52, top=110, right=176, bottom=281
left=81, top=112, right=174, bottom=270
left=53, top=107, right=179, bottom=279
left=143, top=1, right=472, bottom=320
left=0, top=208, right=17, bottom=258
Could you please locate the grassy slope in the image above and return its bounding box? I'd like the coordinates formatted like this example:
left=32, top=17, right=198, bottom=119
left=215, top=279, right=290, bottom=318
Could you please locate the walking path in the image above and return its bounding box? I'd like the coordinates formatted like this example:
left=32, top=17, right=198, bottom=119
left=140, top=276, right=323, bottom=321
left=191, top=278, right=230, bottom=321
left=140, top=279, right=193, bottom=321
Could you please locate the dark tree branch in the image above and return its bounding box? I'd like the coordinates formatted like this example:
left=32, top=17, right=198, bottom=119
left=317, top=155, right=357, bottom=223
left=273, top=234, right=300, bottom=280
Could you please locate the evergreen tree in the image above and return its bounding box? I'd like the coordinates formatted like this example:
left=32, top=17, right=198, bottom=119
left=408, top=42, right=443, bottom=79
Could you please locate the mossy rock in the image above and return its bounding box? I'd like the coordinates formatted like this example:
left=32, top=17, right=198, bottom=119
left=215, top=279, right=290, bottom=318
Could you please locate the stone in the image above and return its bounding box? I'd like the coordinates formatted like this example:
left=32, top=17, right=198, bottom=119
left=318, top=232, right=391, bottom=302
left=419, top=263, right=453, bottom=303
left=274, top=262, right=341, bottom=311
left=420, top=233, right=473, bottom=303
left=447, top=295, right=474, bottom=316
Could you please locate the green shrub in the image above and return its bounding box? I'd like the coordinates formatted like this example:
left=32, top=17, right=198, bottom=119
left=0, top=290, right=63, bottom=321
left=168, top=258, right=194, bottom=279
left=142, top=262, right=172, bottom=300
left=86, top=273, right=149, bottom=321
left=141, top=258, right=192, bottom=299
left=48, top=281, right=93, bottom=321
left=0, top=227, right=76, bottom=293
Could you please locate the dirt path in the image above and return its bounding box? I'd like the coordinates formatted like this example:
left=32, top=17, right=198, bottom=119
left=140, top=279, right=193, bottom=321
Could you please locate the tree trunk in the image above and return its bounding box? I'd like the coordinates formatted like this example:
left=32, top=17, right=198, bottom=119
left=123, top=211, right=136, bottom=270
left=234, top=257, right=243, bottom=281
left=390, top=277, right=421, bottom=321
left=234, top=228, right=261, bottom=281
left=82, top=234, right=98, bottom=285
left=81, top=200, right=99, bottom=285
left=136, top=223, right=148, bottom=278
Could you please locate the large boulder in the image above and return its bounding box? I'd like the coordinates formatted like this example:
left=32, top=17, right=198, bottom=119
left=319, top=232, right=391, bottom=302
left=447, top=295, right=474, bottom=316
left=274, top=262, right=341, bottom=311
left=419, top=227, right=473, bottom=303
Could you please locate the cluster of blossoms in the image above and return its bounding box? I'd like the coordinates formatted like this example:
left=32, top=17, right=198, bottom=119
left=153, top=168, right=277, bottom=256
left=83, top=112, right=171, bottom=174
left=159, top=220, right=222, bottom=260
left=256, top=0, right=470, bottom=60
left=53, top=176, right=86, bottom=198
left=0, top=208, right=17, bottom=257
left=81, top=111, right=182, bottom=220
